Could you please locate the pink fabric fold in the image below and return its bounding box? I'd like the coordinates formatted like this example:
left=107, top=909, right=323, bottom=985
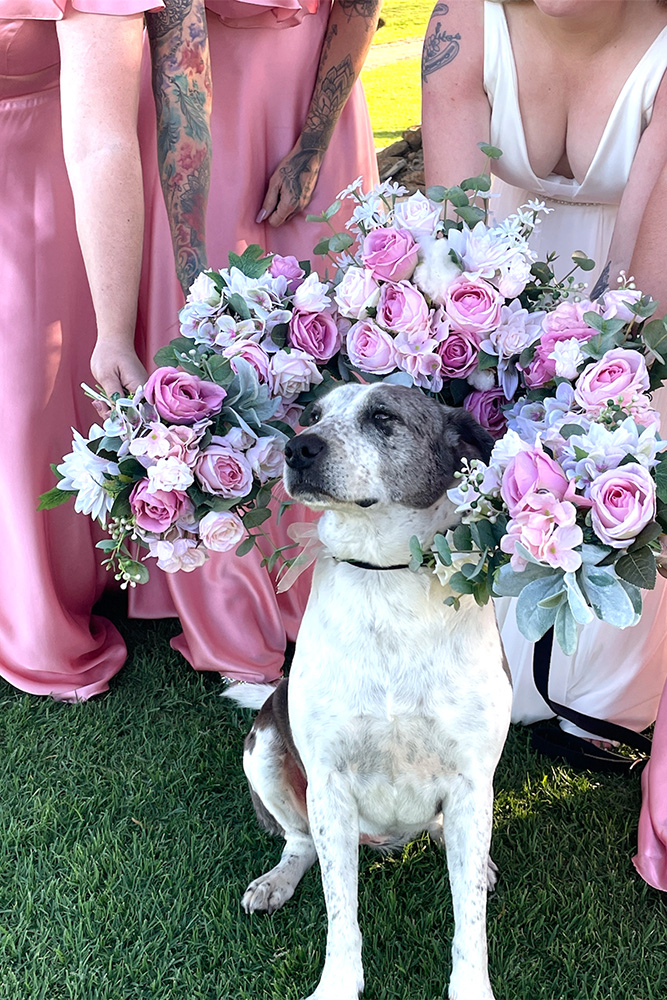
left=205, top=0, right=317, bottom=29
left=633, top=684, right=667, bottom=891
left=2, top=0, right=163, bottom=19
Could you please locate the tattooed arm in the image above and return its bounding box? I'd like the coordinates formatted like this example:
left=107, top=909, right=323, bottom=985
left=146, top=0, right=212, bottom=296
left=258, top=0, right=382, bottom=228
left=421, top=0, right=490, bottom=191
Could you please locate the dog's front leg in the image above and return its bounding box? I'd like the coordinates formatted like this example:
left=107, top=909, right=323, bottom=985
left=302, top=774, right=364, bottom=1000
left=443, top=773, right=496, bottom=1000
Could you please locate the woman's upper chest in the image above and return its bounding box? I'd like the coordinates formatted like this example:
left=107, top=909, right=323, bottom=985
left=503, top=5, right=667, bottom=183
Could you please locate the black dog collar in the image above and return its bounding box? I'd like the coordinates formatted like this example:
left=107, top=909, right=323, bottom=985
left=336, top=558, right=410, bottom=571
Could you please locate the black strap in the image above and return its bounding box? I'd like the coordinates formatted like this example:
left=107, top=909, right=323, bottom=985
left=339, top=559, right=410, bottom=571
left=531, top=627, right=651, bottom=769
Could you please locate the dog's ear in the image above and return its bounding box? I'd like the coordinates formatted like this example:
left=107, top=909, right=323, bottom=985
left=447, top=408, right=495, bottom=465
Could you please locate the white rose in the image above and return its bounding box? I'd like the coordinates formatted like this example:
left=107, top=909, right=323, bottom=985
left=600, top=288, right=642, bottom=323
left=269, top=349, right=323, bottom=397
left=293, top=271, right=331, bottom=312
left=333, top=267, right=381, bottom=319
left=146, top=456, right=195, bottom=493
left=198, top=511, right=246, bottom=552
left=246, top=436, right=285, bottom=483
left=149, top=537, right=208, bottom=572
left=186, top=271, right=221, bottom=306
left=393, top=192, right=442, bottom=236
left=550, top=337, right=585, bottom=379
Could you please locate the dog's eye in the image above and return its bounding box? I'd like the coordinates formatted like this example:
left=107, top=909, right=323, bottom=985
left=303, top=405, right=321, bottom=426
left=371, top=410, right=398, bottom=434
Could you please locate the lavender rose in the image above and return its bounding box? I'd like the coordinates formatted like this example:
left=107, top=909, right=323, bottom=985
left=574, top=348, right=650, bottom=414
left=501, top=445, right=573, bottom=515
left=463, top=388, right=508, bottom=440
left=269, top=349, right=323, bottom=397
left=223, top=341, right=272, bottom=383
left=590, top=463, right=655, bottom=548
left=361, top=227, right=419, bottom=282
left=288, top=309, right=341, bottom=362
left=437, top=330, right=479, bottom=378
left=268, top=254, right=305, bottom=291
left=144, top=367, right=226, bottom=425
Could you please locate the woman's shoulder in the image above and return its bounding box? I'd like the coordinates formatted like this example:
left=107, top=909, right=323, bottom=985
left=422, top=0, right=485, bottom=87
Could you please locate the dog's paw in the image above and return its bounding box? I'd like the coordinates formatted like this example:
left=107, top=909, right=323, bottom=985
left=487, top=856, right=499, bottom=893
left=241, top=872, right=296, bottom=915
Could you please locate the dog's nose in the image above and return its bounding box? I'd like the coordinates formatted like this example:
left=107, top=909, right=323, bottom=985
left=284, top=433, right=326, bottom=470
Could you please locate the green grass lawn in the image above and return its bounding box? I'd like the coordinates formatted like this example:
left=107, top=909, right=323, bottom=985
left=362, top=0, right=434, bottom=146
left=0, top=605, right=664, bottom=1000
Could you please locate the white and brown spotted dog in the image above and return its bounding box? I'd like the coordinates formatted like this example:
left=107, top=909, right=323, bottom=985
left=228, top=383, right=512, bottom=1000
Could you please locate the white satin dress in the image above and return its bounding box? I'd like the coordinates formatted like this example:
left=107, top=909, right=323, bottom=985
left=484, top=0, right=667, bottom=737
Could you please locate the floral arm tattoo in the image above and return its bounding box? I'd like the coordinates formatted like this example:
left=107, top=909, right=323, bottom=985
left=146, top=0, right=212, bottom=296
left=279, top=0, right=381, bottom=209
left=422, top=3, right=461, bottom=84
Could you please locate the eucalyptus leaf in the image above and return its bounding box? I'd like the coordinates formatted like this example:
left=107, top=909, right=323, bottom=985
left=409, top=535, right=424, bottom=572
left=329, top=232, right=354, bottom=253
left=242, top=507, right=272, bottom=529
left=477, top=142, right=503, bottom=160
left=235, top=536, right=256, bottom=557
left=426, top=185, right=447, bottom=203
left=451, top=523, right=473, bottom=552
left=469, top=519, right=497, bottom=552
left=456, top=205, right=486, bottom=227
left=460, top=173, right=492, bottom=193
left=642, top=318, right=667, bottom=364
left=448, top=571, right=475, bottom=595
left=572, top=251, right=596, bottom=271
left=477, top=350, right=498, bottom=371
left=313, top=237, right=331, bottom=256
left=433, top=533, right=453, bottom=566
left=446, top=186, right=470, bottom=208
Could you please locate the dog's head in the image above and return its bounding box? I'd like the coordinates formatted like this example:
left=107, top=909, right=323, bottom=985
left=283, top=383, right=493, bottom=511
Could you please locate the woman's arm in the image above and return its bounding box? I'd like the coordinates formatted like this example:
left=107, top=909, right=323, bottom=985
left=258, top=0, right=382, bottom=228
left=421, top=0, right=490, bottom=190
left=56, top=9, right=147, bottom=399
left=146, top=0, right=212, bottom=296
left=629, top=160, right=667, bottom=314
left=606, top=71, right=667, bottom=285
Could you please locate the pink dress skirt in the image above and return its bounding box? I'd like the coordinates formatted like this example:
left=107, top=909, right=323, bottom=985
left=129, top=0, right=379, bottom=682
left=0, top=1, right=161, bottom=699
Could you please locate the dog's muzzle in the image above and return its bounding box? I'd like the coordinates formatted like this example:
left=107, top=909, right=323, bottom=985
left=284, top=433, right=326, bottom=472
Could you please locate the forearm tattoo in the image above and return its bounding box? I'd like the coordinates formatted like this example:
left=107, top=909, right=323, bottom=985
left=146, top=0, right=212, bottom=295
left=422, top=3, right=461, bottom=83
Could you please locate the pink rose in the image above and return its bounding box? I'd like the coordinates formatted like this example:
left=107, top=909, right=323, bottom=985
left=223, top=340, right=272, bottom=383
left=144, top=367, right=226, bottom=425
left=130, top=480, right=194, bottom=533
left=444, top=278, right=503, bottom=336
left=269, top=350, right=323, bottom=397
left=246, top=435, right=285, bottom=483
left=574, top=348, right=650, bottom=414
left=463, top=388, right=508, bottom=440
left=196, top=438, right=254, bottom=497
left=268, top=254, right=305, bottom=291
left=198, top=510, right=246, bottom=552
left=500, top=492, right=583, bottom=572
left=376, top=280, right=430, bottom=338
left=501, top=445, right=572, bottom=515
left=346, top=319, right=398, bottom=374
left=437, top=330, right=479, bottom=378
left=524, top=307, right=598, bottom=388
left=361, top=227, right=419, bottom=282
left=590, top=463, right=655, bottom=548
left=288, top=309, right=341, bottom=362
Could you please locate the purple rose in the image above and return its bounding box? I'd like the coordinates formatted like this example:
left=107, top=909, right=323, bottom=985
left=196, top=438, right=254, bottom=498
left=444, top=278, right=503, bottom=336
left=590, top=463, right=655, bottom=548
left=346, top=319, right=398, bottom=374
left=144, top=367, right=226, bottom=425
left=376, top=280, right=430, bottom=338
left=463, top=388, right=508, bottom=440
left=437, top=330, right=479, bottom=378
left=130, top=480, right=194, bottom=533
left=269, top=350, right=323, bottom=397
left=268, top=254, right=305, bottom=291
left=288, top=309, right=341, bottom=362
left=361, top=227, right=419, bottom=282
